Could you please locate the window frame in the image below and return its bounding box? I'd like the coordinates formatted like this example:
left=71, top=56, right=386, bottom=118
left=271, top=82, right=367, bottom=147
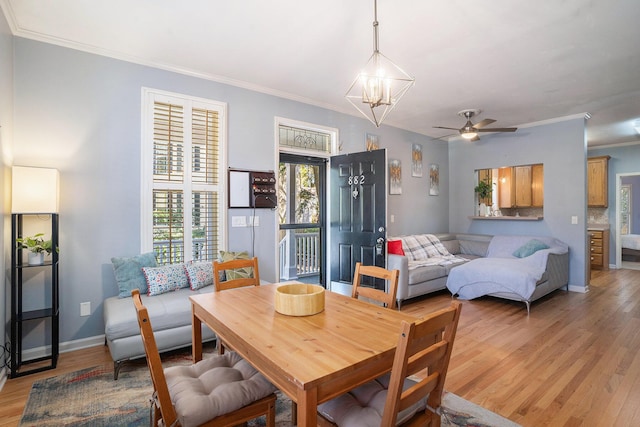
left=141, top=87, right=228, bottom=260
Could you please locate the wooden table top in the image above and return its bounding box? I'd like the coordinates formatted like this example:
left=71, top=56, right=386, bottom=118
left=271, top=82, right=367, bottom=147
left=190, top=283, right=417, bottom=393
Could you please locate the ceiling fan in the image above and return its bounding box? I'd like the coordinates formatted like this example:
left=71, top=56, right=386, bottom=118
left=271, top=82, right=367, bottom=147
left=434, top=109, right=517, bottom=141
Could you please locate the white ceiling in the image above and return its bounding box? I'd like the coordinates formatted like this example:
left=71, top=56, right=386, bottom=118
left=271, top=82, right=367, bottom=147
left=2, top=0, right=640, bottom=147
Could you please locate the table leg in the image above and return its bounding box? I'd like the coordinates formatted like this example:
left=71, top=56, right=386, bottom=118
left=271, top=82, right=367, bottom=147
left=192, top=307, right=203, bottom=363
left=296, top=388, right=317, bottom=427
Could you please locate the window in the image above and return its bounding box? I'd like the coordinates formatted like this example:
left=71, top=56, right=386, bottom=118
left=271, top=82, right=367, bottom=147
left=621, top=184, right=631, bottom=235
left=142, top=89, right=226, bottom=265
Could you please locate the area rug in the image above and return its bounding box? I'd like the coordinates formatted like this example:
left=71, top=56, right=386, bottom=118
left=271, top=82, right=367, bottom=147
left=21, top=351, right=519, bottom=427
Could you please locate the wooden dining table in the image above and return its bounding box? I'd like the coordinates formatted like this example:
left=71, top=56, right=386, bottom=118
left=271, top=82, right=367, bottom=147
left=190, top=283, right=417, bottom=427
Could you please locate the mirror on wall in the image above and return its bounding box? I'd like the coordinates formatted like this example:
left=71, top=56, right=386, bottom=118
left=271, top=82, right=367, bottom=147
left=475, top=164, right=543, bottom=218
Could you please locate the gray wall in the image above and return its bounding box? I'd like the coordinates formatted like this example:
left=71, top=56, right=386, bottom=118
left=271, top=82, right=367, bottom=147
left=448, top=117, right=589, bottom=288
left=589, top=144, right=640, bottom=264
left=0, top=9, right=13, bottom=377
left=9, top=37, right=445, bottom=347
left=621, top=175, right=640, bottom=235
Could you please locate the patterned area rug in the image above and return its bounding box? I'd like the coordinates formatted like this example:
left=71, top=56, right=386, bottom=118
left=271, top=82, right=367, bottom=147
left=20, top=350, right=520, bottom=427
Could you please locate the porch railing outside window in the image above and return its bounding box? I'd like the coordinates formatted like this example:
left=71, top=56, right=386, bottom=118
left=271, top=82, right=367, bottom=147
left=154, top=238, right=207, bottom=265
left=279, top=231, right=320, bottom=279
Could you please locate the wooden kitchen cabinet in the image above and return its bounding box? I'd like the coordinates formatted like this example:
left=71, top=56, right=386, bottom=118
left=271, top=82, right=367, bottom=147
left=589, top=228, right=609, bottom=270
left=498, top=164, right=544, bottom=208
left=532, top=163, right=544, bottom=207
left=514, top=166, right=532, bottom=207
left=588, top=156, right=610, bottom=207
left=498, top=167, right=515, bottom=208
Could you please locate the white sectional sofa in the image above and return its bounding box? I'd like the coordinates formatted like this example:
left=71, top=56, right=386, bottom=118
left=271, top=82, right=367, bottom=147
left=104, top=287, right=217, bottom=379
left=388, top=233, right=492, bottom=308
left=387, top=233, right=569, bottom=312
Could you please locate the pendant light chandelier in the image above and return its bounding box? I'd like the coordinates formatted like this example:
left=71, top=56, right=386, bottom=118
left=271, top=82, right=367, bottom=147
left=345, top=0, right=415, bottom=127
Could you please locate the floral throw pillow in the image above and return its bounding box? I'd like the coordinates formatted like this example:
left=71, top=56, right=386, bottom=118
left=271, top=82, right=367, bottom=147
left=184, top=261, right=214, bottom=290
left=143, top=264, right=189, bottom=296
left=219, top=251, right=253, bottom=280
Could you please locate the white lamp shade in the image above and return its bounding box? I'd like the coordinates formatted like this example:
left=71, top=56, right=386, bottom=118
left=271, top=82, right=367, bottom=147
left=12, top=166, right=60, bottom=213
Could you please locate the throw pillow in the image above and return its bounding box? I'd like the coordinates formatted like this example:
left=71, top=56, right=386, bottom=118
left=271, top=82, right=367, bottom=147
left=512, top=239, right=550, bottom=258
left=112, top=252, right=157, bottom=298
left=387, top=240, right=405, bottom=256
left=219, top=250, right=253, bottom=280
left=401, top=234, right=450, bottom=261
left=143, top=264, right=189, bottom=296
left=184, top=261, right=214, bottom=290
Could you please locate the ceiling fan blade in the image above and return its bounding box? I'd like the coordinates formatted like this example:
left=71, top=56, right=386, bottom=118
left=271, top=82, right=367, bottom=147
left=435, top=133, right=457, bottom=141
left=476, top=127, right=518, bottom=133
left=433, top=126, right=460, bottom=131
left=473, top=119, right=496, bottom=129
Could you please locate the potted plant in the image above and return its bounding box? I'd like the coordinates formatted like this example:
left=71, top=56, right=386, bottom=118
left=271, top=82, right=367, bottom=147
left=16, top=233, right=55, bottom=265
left=474, top=180, right=493, bottom=216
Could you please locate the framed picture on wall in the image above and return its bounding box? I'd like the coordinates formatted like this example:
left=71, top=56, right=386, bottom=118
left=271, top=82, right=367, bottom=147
left=389, top=159, right=402, bottom=195
left=365, top=133, right=379, bottom=151
left=411, top=143, right=423, bottom=177
left=429, top=164, right=440, bottom=196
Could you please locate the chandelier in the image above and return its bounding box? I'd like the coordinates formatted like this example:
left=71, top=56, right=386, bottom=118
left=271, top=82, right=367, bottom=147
left=345, top=0, right=415, bottom=127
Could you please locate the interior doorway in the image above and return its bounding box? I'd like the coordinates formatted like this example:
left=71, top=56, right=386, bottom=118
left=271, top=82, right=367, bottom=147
left=616, top=172, right=640, bottom=270
left=277, top=153, right=326, bottom=285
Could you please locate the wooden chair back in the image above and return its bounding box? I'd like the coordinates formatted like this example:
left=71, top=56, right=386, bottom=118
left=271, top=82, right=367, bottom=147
left=381, top=301, right=462, bottom=426
left=352, top=262, right=400, bottom=309
left=214, top=257, right=260, bottom=291
left=131, top=289, right=178, bottom=426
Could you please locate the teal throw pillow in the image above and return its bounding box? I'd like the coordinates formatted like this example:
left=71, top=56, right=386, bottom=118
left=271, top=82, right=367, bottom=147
left=112, top=252, right=158, bottom=298
left=512, top=239, right=550, bottom=258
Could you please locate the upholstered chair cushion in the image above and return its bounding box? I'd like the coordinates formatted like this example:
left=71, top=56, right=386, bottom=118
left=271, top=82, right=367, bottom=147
left=164, top=351, right=276, bottom=427
left=317, top=373, right=427, bottom=426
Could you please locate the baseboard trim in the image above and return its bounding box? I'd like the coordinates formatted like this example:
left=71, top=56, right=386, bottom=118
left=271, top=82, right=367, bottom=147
left=20, top=334, right=106, bottom=361
left=569, top=284, right=589, bottom=293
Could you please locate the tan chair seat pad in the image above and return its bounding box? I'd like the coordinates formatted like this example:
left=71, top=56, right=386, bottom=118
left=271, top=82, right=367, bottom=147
left=317, top=373, right=426, bottom=426
left=165, top=351, right=276, bottom=427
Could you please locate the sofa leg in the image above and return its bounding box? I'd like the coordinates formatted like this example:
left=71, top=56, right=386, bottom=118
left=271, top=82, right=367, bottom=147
left=114, top=360, right=125, bottom=380
left=524, top=301, right=531, bottom=315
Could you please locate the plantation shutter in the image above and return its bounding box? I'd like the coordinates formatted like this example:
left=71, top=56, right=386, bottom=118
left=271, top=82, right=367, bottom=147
left=147, top=92, right=224, bottom=265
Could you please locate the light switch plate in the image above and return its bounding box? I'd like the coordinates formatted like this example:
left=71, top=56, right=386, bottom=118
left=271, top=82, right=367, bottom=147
left=232, top=216, right=247, bottom=227
left=571, top=216, right=578, bottom=225
left=80, top=302, right=91, bottom=316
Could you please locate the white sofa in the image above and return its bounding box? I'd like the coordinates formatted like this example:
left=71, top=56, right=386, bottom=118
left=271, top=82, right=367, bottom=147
left=446, top=235, right=570, bottom=313
left=388, top=233, right=492, bottom=308
left=388, top=233, right=569, bottom=312
left=104, top=287, right=217, bottom=379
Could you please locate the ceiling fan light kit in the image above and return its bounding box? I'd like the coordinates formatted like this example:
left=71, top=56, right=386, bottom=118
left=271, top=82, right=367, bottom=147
left=434, top=109, right=518, bottom=141
left=346, top=0, right=415, bottom=127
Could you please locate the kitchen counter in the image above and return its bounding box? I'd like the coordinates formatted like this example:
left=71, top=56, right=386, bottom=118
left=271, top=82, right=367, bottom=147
left=587, top=223, right=610, bottom=230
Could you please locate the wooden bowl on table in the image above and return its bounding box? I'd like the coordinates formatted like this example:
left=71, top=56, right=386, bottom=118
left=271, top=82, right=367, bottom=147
left=275, top=283, right=325, bottom=316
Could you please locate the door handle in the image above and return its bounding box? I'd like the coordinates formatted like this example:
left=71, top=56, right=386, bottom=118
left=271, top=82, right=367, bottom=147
left=376, top=237, right=385, bottom=255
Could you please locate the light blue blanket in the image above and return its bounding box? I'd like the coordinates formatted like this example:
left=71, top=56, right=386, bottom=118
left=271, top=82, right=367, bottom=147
left=446, top=235, right=568, bottom=301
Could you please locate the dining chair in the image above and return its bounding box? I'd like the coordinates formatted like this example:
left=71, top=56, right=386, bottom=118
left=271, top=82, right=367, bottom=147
left=213, top=256, right=261, bottom=354
left=317, top=300, right=462, bottom=427
left=213, top=256, right=260, bottom=291
left=131, top=289, right=277, bottom=427
left=352, top=262, right=400, bottom=309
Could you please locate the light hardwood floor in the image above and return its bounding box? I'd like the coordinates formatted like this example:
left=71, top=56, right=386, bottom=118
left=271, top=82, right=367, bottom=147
left=1, top=268, right=639, bottom=426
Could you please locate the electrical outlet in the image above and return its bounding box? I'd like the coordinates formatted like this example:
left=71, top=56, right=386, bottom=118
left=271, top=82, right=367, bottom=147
left=80, top=302, right=91, bottom=316
left=571, top=216, right=578, bottom=225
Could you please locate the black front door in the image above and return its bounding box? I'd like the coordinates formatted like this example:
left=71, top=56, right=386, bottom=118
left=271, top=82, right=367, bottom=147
left=329, top=149, right=386, bottom=291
